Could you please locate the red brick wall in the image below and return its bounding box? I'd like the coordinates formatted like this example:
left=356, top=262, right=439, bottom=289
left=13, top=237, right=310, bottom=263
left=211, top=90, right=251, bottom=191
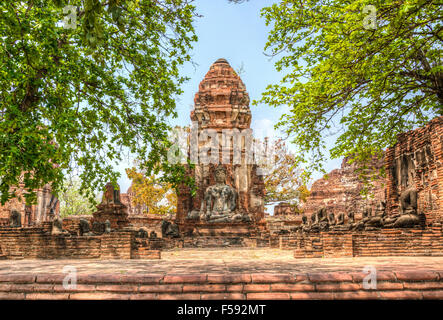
left=0, top=227, right=102, bottom=259
left=0, top=227, right=160, bottom=260
left=62, top=216, right=92, bottom=234
left=385, top=116, right=443, bottom=224
left=128, top=215, right=165, bottom=236
left=282, top=227, right=443, bottom=258
left=301, top=156, right=385, bottom=219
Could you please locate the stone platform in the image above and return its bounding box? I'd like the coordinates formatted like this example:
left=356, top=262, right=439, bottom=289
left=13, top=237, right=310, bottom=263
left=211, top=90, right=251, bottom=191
left=180, top=222, right=257, bottom=237
left=0, top=249, right=442, bottom=300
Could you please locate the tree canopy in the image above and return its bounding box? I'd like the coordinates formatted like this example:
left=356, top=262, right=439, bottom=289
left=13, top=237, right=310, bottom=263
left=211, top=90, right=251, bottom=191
left=0, top=0, right=197, bottom=204
left=264, top=139, right=309, bottom=207
left=125, top=167, right=177, bottom=215
left=58, top=177, right=99, bottom=217
left=258, top=0, right=442, bottom=177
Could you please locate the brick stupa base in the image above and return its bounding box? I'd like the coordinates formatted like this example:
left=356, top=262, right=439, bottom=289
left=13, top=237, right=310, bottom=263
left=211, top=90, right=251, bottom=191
left=91, top=203, right=130, bottom=230
left=91, top=182, right=130, bottom=230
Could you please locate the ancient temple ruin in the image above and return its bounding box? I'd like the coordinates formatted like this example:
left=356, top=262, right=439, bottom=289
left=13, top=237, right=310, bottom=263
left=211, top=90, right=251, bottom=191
left=176, top=58, right=266, bottom=238
left=0, top=58, right=441, bottom=260
left=0, top=184, right=59, bottom=227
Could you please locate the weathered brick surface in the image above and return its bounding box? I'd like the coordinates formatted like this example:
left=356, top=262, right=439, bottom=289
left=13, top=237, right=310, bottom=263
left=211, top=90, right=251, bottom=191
left=385, top=116, right=443, bottom=224
left=0, top=185, right=59, bottom=226
left=301, top=156, right=385, bottom=219
left=0, top=227, right=161, bottom=260
left=288, top=228, right=443, bottom=258
left=0, top=270, right=441, bottom=300
left=274, top=203, right=299, bottom=216
left=176, top=58, right=266, bottom=236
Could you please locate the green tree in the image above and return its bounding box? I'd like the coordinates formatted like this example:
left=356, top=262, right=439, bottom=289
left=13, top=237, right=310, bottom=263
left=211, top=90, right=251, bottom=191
left=58, top=177, right=99, bottom=217
left=126, top=167, right=177, bottom=215
left=264, top=139, right=309, bottom=207
left=0, top=0, right=197, bottom=205
left=257, top=0, right=442, bottom=177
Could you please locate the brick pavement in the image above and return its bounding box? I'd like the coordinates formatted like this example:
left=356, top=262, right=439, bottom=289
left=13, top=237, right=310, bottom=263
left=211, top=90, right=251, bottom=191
left=0, top=249, right=442, bottom=299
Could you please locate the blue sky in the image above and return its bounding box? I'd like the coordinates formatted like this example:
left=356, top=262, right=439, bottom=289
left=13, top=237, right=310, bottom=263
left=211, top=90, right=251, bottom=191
left=117, top=0, right=342, bottom=192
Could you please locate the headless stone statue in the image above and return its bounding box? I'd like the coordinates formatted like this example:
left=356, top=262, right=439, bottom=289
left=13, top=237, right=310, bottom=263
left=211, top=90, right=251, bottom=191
left=310, top=212, right=317, bottom=224
left=336, top=213, right=345, bottom=225
left=52, top=218, right=69, bottom=236
left=331, top=212, right=350, bottom=231
left=365, top=200, right=386, bottom=229
left=355, top=205, right=372, bottom=230
left=9, top=210, right=21, bottom=228
left=328, top=212, right=336, bottom=226
left=301, top=214, right=312, bottom=232
left=104, top=220, right=111, bottom=233
left=137, top=227, right=149, bottom=238
left=149, top=231, right=157, bottom=239
left=347, top=210, right=355, bottom=223
left=79, top=219, right=94, bottom=236
left=310, top=207, right=328, bottom=232
left=161, top=220, right=180, bottom=238
left=346, top=210, right=358, bottom=230
left=291, top=214, right=309, bottom=233
left=384, top=187, right=420, bottom=228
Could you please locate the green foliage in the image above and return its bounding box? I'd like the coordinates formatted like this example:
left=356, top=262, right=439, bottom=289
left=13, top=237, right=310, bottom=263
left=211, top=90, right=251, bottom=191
left=264, top=139, right=308, bottom=206
left=58, top=177, right=99, bottom=217
left=257, top=0, right=442, bottom=178
left=0, top=0, right=198, bottom=204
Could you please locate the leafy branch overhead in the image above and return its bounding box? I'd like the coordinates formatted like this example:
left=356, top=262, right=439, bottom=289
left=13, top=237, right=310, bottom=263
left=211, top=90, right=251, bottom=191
left=257, top=0, right=442, bottom=176
left=0, top=0, right=198, bottom=204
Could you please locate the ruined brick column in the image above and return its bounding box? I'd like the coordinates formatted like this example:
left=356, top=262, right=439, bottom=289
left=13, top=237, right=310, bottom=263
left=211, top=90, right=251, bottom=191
left=176, top=58, right=265, bottom=235
left=385, top=116, right=443, bottom=225
left=0, top=183, right=59, bottom=226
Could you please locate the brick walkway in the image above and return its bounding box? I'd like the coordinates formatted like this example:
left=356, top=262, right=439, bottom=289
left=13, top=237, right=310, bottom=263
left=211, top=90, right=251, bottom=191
left=0, top=249, right=442, bottom=300
left=0, top=248, right=442, bottom=275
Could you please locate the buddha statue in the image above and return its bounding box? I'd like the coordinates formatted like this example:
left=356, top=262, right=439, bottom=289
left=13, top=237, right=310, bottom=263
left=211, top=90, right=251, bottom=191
left=331, top=212, right=349, bottom=231
left=291, top=214, right=309, bottom=233
left=9, top=210, right=21, bottom=228
left=79, top=219, right=94, bottom=236
left=384, top=187, right=420, bottom=228
left=346, top=209, right=358, bottom=230
left=365, top=200, right=385, bottom=229
left=328, top=212, right=336, bottom=226
left=310, top=207, right=328, bottom=232
left=336, top=212, right=345, bottom=225
left=51, top=218, right=70, bottom=236
left=353, top=205, right=371, bottom=230
left=200, top=166, right=245, bottom=223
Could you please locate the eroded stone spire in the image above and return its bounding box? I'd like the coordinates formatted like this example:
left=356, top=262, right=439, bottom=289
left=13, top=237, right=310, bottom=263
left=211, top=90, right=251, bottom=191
left=191, top=58, right=251, bottom=130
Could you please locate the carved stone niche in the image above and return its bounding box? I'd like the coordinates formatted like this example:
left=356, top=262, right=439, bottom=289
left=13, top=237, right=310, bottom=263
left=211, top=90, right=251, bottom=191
left=9, top=210, right=21, bottom=228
